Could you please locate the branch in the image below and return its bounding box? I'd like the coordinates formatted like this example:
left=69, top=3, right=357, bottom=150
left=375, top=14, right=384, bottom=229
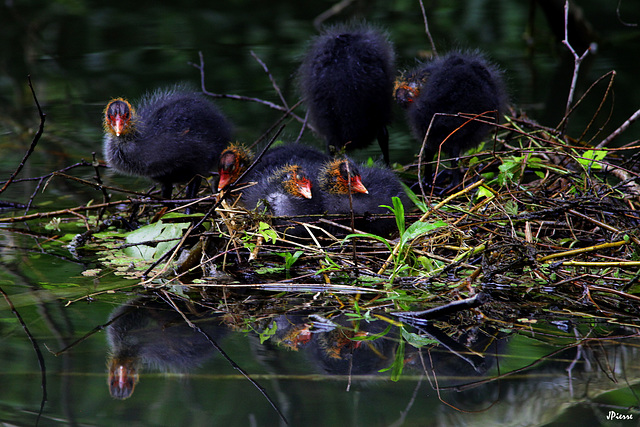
left=559, top=0, right=596, bottom=137
left=597, top=108, right=640, bottom=148
left=0, top=76, right=46, bottom=195
left=190, top=52, right=307, bottom=124
left=250, top=50, right=288, bottom=109
left=419, top=0, right=437, bottom=56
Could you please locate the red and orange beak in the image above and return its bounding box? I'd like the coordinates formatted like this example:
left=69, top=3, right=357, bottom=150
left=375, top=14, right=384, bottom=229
left=350, top=175, right=368, bottom=194
left=112, top=115, right=125, bottom=136
left=218, top=170, right=232, bottom=191
left=105, top=98, right=133, bottom=137
left=296, top=177, right=313, bottom=199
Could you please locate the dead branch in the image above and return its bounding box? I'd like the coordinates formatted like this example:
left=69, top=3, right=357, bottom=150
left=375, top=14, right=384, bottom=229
left=0, top=76, right=46, bottom=196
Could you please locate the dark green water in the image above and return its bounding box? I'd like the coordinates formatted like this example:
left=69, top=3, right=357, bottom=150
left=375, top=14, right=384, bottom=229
left=1, top=1, right=640, bottom=426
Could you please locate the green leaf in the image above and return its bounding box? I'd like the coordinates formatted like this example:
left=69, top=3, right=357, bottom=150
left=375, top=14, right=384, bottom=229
left=258, top=221, right=278, bottom=243
left=579, top=149, right=607, bottom=170
left=400, top=220, right=447, bottom=247
left=475, top=185, right=494, bottom=200
left=343, top=233, right=393, bottom=251
left=124, top=220, right=190, bottom=261
left=392, top=196, right=406, bottom=235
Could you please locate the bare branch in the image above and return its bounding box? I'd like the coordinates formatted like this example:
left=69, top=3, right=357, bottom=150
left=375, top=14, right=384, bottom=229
left=0, top=76, right=46, bottom=195
left=190, top=52, right=307, bottom=125
left=419, top=0, right=437, bottom=56
left=598, top=108, right=640, bottom=148
left=250, top=50, right=288, bottom=109
left=559, top=1, right=596, bottom=137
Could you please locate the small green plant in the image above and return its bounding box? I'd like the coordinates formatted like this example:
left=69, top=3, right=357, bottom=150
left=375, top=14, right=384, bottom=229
left=276, top=250, right=304, bottom=279
left=242, top=221, right=277, bottom=252
left=344, top=197, right=446, bottom=284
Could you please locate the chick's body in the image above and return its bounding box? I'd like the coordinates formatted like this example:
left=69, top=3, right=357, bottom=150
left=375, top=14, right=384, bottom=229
left=299, top=23, right=395, bottom=163
left=103, top=86, right=232, bottom=198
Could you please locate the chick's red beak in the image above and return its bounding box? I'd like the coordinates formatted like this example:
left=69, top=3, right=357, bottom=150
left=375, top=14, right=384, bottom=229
left=351, top=175, right=368, bottom=194
left=297, top=177, right=313, bottom=199
left=218, top=171, right=231, bottom=191
left=113, top=115, right=124, bottom=136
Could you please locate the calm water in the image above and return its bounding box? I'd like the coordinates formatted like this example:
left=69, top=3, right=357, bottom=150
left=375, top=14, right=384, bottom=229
left=1, top=1, right=640, bottom=426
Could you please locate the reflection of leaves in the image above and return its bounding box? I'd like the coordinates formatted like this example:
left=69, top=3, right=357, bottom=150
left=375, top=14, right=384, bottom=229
left=401, top=327, right=438, bottom=348
left=124, top=220, right=190, bottom=261
left=380, top=337, right=405, bottom=381
left=259, top=321, right=278, bottom=344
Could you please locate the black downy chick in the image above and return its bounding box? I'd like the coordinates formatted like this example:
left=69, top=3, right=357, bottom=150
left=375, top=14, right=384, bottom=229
left=299, top=22, right=395, bottom=164
left=103, top=86, right=233, bottom=200
left=395, top=51, right=507, bottom=188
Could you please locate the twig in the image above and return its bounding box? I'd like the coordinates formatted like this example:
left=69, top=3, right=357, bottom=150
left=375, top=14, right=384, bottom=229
left=418, top=0, right=437, bottom=56
left=0, top=200, right=134, bottom=223
left=537, top=239, right=628, bottom=262
left=597, top=108, right=640, bottom=148
left=0, top=76, right=46, bottom=196
left=191, top=52, right=307, bottom=125
left=250, top=50, right=288, bottom=109
left=313, top=0, right=354, bottom=30
left=575, top=70, right=616, bottom=145
left=249, top=99, right=304, bottom=150
left=559, top=0, right=595, bottom=137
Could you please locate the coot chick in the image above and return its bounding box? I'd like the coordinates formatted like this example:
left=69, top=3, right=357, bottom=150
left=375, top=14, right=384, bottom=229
left=218, top=143, right=254, bottom=191
left=298, top=23, right=395, bottom=164
left=395, top=51, right=507, bottom=187
left=103, top=86, right=233, bottom=200
left=318, top=159, right=409, bottom=236
left=241, top=163, right=324, bottom=236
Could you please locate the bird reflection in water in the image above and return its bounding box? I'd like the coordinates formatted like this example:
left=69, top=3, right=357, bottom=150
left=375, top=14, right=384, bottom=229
left=106, top=297, right=227, bottom=399
left=105, top=297, right=503, bottom=399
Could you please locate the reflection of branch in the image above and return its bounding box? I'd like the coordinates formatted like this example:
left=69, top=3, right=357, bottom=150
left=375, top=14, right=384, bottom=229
left=392, top=293, right=488, bottom=320
left=0, top=76, right=46, bottom=196
left=617, top=0, right=638, bottom=27
left=160, top=291, right=290, bottom=426
left=0, top=286, right=47, bottom=425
